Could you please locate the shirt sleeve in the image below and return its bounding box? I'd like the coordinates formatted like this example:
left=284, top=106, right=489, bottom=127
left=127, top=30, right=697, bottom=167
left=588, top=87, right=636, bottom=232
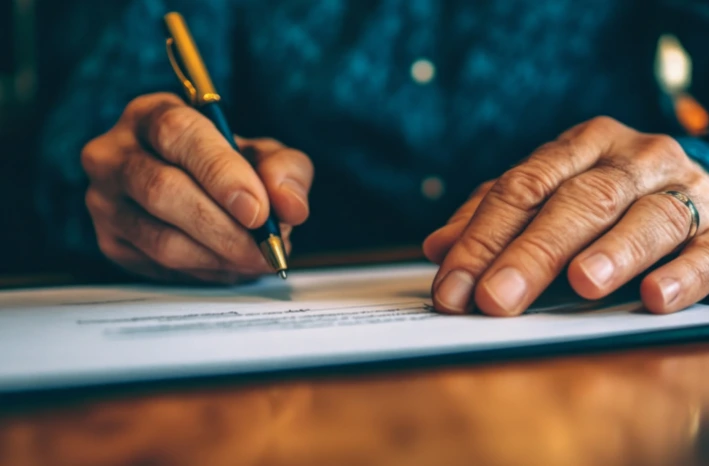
left=36, top=0, right=236, bottom=259
left=656, top=1, right=709, bottom=170
left=676, top=137, right=709, bottom=171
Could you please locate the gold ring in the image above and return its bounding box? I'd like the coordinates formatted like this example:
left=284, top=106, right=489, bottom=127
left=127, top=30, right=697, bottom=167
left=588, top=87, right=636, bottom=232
left=660, top=190, right=700, bottom=242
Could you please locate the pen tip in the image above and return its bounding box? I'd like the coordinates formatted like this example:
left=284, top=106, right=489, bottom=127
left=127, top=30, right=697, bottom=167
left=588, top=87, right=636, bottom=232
left=279, top=270, right=288, bottom=280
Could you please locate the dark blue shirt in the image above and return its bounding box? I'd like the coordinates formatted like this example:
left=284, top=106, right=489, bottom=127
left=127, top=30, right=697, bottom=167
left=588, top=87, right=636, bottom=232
left=38, top=0, right=709, bottom=257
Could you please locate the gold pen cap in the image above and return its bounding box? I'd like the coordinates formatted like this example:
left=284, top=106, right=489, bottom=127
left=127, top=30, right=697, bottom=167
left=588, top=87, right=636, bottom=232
left=164, top=12, right=221, bottom=106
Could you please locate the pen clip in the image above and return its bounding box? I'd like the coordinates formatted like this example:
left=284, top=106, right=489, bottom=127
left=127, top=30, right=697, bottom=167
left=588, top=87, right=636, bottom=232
left=166, top=37, right=198, bottom=106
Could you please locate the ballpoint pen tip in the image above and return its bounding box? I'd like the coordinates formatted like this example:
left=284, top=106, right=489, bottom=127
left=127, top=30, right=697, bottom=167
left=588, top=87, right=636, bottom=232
left=279, top=270, right=288, bottom=280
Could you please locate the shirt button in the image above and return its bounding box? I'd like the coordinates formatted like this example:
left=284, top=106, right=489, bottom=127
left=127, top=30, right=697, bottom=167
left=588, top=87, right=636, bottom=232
left=421, top=176, right=445, bottom=200
left=410, top=58, right=436, bottom=85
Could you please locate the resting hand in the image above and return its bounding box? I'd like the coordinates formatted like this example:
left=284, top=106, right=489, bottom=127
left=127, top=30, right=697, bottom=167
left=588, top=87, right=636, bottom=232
left=424, top=117, right=709, bottom=316
left=82, top=93, right=313, bottom=283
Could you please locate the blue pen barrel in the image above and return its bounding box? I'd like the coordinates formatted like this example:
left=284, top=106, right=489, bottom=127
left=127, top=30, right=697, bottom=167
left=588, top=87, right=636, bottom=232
left=201, top=102, right=281, bottom=244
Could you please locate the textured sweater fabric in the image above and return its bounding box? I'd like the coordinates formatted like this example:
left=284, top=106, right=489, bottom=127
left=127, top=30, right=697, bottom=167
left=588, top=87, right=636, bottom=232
left=38, top=0, right=709, bottom=257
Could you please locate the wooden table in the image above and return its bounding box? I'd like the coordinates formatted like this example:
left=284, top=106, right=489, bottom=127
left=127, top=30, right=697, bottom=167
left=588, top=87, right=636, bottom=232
left=1, top=342, right=708, bottom=465
left=1, top=253, right=708, bottom=466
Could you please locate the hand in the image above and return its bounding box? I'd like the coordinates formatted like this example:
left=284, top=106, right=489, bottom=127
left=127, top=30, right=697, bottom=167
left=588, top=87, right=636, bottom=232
left=82, top=93, right=313, bottom=283
left=424, top=116, right=709, bottom=316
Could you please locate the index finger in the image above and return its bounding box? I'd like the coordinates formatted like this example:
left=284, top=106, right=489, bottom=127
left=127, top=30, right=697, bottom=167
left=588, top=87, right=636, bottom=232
left=128, top=93, right=270, bottom=229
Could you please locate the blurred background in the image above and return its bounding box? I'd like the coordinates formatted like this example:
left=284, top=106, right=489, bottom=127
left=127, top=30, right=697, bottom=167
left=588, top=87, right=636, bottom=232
left=2, top=0, right=707, bottom=277
left=0, top=0, right=129, bottom=275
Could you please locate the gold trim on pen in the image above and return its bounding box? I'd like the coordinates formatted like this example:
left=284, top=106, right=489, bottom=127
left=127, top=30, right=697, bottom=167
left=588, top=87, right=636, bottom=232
left=164, top=12, right=221, bottom=106
left=259, top=235, right=289, bottom=273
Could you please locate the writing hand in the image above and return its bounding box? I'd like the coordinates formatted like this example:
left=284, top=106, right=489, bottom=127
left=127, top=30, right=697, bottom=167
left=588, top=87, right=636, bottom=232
left=82, top=93, right=313, bottom=283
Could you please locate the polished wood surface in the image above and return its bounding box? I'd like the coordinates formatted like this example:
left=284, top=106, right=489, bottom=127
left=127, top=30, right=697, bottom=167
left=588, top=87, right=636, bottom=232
left=1, top=342, right=709, bottom=466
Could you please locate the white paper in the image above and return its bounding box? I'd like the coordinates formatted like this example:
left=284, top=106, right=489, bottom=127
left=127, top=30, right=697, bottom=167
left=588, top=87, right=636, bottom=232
left=1, top=263, right=708, bottom=392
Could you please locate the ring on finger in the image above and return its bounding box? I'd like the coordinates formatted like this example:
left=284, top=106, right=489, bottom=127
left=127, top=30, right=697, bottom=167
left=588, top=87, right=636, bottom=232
left=659, top=190, right=700, bottom=242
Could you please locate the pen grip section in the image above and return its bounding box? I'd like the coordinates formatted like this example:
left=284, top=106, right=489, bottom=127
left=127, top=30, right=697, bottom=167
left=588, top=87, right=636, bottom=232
left=201, top=103, right=240, bottom=152
left=253, top=217, right=281, bottom=243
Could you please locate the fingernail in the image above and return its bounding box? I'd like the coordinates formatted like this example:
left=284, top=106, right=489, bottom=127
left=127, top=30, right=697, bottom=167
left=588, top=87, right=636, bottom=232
left=484, top=267, right=527, bottom=313
left=280, top=179, right=309, bottom=212
left=659, top=278, right=681, bottom=306
left=280, top=223, right=293, bottom=237
left=227, top=191, right=261, bottom=228
left=579, top=253, right=614, bottom=287
left=435, top=270, right=475, bottom=313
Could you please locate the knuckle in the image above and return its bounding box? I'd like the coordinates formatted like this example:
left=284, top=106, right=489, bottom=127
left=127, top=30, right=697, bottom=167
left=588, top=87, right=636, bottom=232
left=452, top=229, right=504, bottom=275
left=516, top=233, right=566, bottom=272
left=574, top=116, right=627, bottom=142
left=619, top=221, right=661, bottom=266
left=605, top=160, right=644, bottom=192
left=538, top=138, right=590, bottom=172
left=124, top=95, right=152, bottom=117
left=622, top=233, right=651, bottom=266
left=126, top=93, right=182, bottom=117
left=195, top=152, right=234, bottom=188
left=80, top=138, right=104, bottom=176
left=647, top=134, right=686, bottom=162
left=648, top=195, right=691, bottom=241
left=491, top=165, right=555, bottom=212
left=558, top=172, right=626, bottom=220
left=586, top=115, right=621, bottom=132
left=629, top=143, right=660, bottom=169
left=149, top=105, right=199, bottom=156
left=142, top=168, right=176, bottom=212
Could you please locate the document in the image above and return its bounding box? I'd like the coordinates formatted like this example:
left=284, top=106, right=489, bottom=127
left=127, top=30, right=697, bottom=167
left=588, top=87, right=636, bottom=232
left=1, top=263, right=709, bottom=392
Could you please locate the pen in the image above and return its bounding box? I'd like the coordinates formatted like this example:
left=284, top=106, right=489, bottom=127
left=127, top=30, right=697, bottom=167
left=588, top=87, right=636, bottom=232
left=163, top=12, right=289, bottom=279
